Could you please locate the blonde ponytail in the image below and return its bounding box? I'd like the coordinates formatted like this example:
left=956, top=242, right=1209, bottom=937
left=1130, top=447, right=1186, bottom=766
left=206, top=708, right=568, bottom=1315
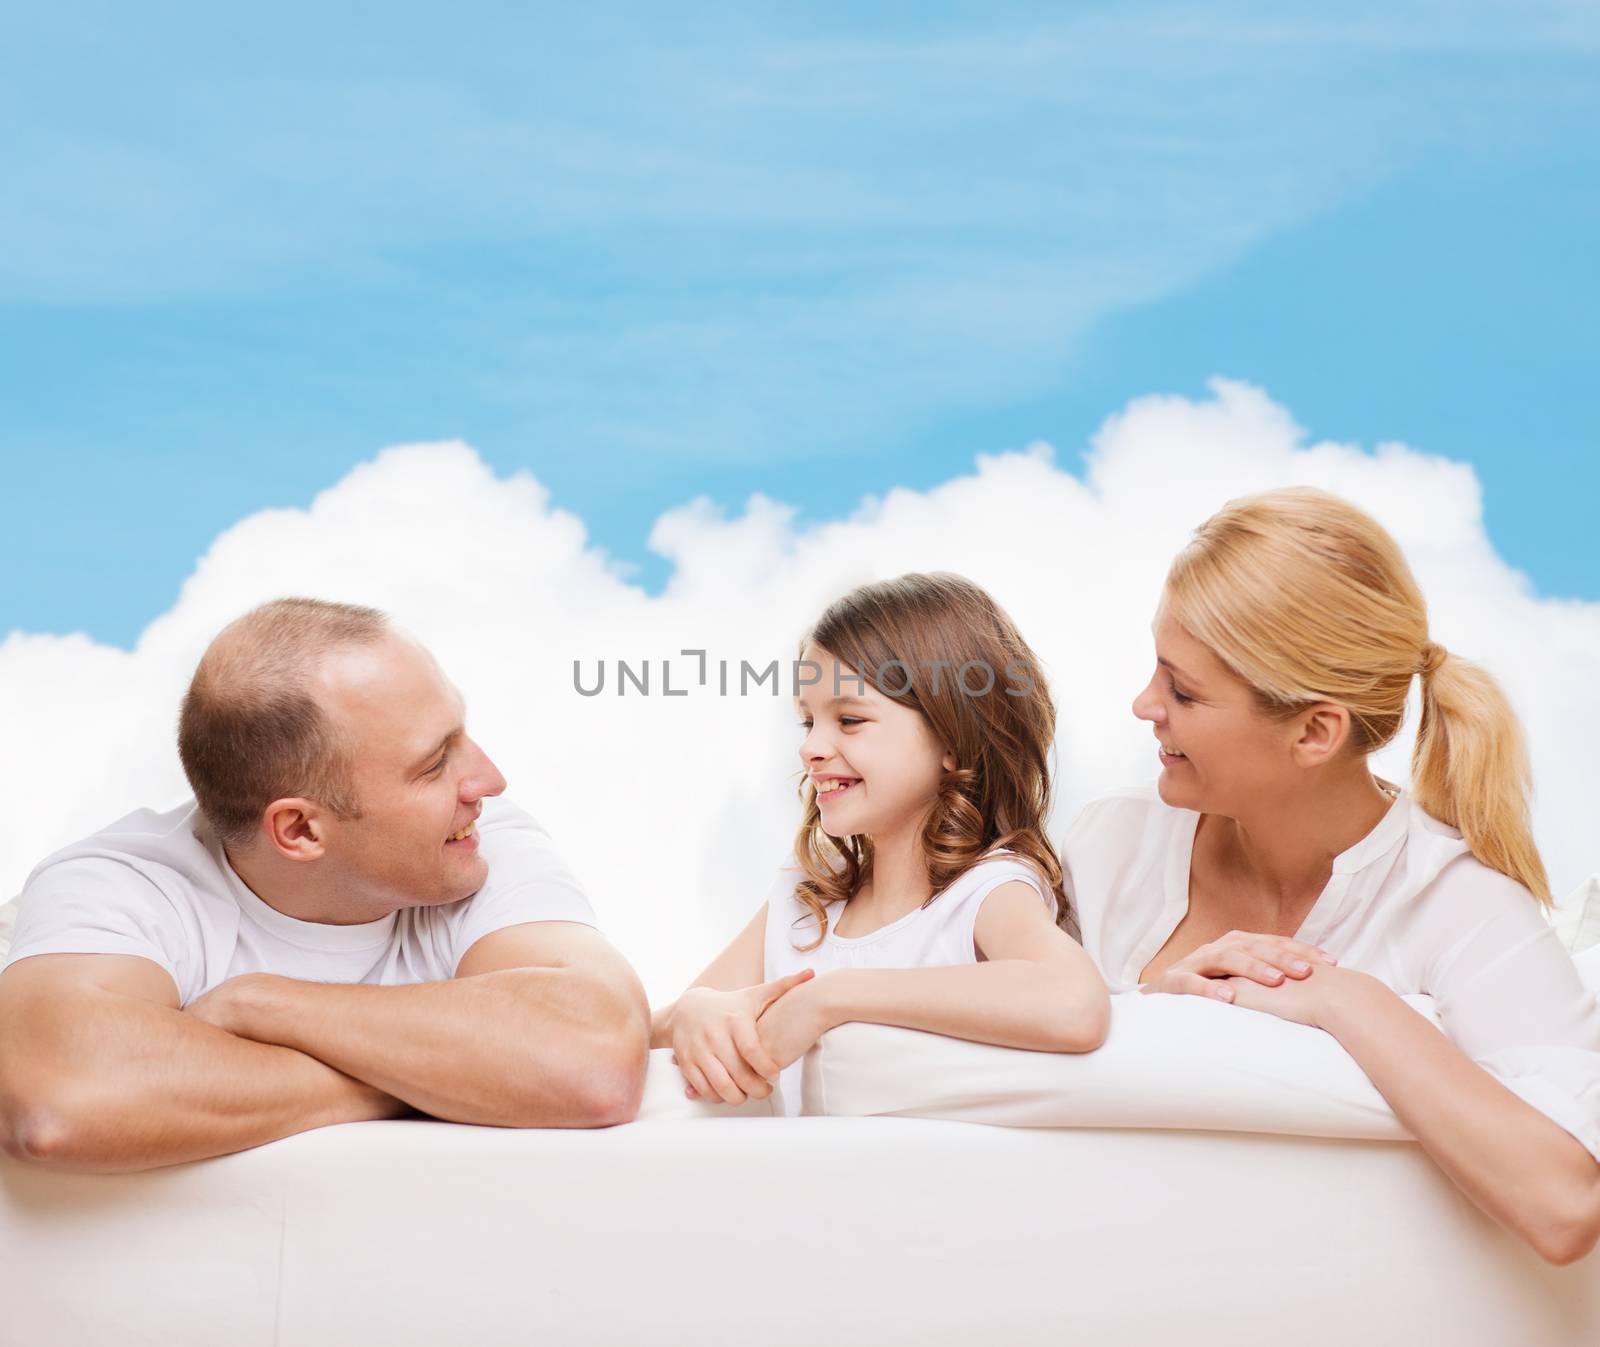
left=1412, top=646, right=1551, bottom=904
left=1165, top=487, right=1550, bottom=905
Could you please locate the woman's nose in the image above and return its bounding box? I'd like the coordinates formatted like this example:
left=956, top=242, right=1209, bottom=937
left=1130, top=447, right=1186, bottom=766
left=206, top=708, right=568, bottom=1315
left=1132, top=676, right=1163, bottom=724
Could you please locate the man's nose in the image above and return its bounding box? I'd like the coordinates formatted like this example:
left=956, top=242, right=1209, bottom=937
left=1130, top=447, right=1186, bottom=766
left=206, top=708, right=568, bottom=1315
left=462, top=739, right=507, bottom=799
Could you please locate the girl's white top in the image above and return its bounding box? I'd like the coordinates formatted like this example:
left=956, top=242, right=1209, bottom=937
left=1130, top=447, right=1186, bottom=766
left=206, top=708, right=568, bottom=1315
left=1063, top=785, right=1600, bottom=1161
left=762, top=849, right=1056, bottom=1114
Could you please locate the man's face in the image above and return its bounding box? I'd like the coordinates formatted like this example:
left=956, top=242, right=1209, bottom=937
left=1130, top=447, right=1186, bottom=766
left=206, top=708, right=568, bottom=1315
left=313, top=633, right=507, bottom=911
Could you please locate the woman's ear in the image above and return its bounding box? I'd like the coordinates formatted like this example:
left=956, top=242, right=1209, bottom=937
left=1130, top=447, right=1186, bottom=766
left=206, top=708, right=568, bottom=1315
left=1292, top=703, right=1353, bottom=767
left=942, top=751, right=957, bottom=773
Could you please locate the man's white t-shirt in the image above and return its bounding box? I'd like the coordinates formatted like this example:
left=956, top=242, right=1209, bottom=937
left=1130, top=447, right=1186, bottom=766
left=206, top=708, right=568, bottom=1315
left=1, top=795, right=597, bottom=1006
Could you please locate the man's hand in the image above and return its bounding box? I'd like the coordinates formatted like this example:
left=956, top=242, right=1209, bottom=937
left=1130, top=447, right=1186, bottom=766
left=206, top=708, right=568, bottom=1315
left=183, top=973, right=281, bottom=1037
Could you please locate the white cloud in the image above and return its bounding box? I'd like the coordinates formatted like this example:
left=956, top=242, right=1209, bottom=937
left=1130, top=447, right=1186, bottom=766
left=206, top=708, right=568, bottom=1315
left=4, top=379, right=1595, bottom=998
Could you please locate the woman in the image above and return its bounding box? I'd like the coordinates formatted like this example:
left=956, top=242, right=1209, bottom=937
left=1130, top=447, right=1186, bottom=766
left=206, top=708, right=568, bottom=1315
left=1063, top=486, right=1600, bottom=1265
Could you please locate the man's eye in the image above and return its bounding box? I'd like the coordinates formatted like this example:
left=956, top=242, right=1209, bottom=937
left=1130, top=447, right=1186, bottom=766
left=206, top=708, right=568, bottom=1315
left=425, top=756, right=448, bottom=776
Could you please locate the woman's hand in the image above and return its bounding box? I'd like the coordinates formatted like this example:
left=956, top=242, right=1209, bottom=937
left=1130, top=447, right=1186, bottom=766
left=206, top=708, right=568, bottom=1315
left=1143, top=930, right=1337, bottom=1003
left=670, top=969, right=815, bottom=1105
left=1218, top=963, right=1370, bottom=1029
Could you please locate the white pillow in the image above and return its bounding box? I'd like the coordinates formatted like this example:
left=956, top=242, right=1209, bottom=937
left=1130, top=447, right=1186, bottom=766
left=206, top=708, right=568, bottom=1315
left=635, top=1048, right=775, bottom=1120
left=0, top=893, right=16, bottom=961
left=800, top=989, right=1435, bottom=1140
left=1575, top=941, right=1600, bottom=992
left=1555, top=875, right=1600, bottom=954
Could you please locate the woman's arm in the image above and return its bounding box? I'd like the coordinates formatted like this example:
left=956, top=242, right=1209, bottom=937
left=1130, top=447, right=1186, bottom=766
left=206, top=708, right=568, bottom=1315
left=1226, top=965, right=1600, bottom=1265
left=755, top=882, right=1110, bottom=1068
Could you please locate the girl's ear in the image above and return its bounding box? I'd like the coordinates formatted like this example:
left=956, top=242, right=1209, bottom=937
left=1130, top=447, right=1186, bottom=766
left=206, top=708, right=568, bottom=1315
left=941, top=751, right=957, bottom=772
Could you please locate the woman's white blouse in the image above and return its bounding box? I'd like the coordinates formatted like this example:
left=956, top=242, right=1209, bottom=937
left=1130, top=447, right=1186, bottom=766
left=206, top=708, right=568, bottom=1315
left=1062, top=785, right=1600, bottom=1162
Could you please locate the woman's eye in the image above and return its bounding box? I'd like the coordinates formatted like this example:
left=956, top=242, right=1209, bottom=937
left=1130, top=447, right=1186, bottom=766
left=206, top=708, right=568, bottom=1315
left=798, top=719, right=813, bottom=730
left=1167, top=678, right=1194, bottom=706
left=839, top=717, right=864, bottom=727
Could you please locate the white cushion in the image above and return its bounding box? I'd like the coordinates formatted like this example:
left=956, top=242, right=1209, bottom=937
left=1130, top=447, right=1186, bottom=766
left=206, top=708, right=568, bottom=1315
left=639, top=1049, right=774, bottom=1119
left=1556, top=875, right=1600, bottom=954
left=801, top=989, right=1437, bottom=1139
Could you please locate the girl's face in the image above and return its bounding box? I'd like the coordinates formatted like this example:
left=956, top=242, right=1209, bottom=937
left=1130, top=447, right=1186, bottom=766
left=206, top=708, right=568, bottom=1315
left=796, top=643, right=955, bottom=841
left=1131, top=609, right=1305, bottom=817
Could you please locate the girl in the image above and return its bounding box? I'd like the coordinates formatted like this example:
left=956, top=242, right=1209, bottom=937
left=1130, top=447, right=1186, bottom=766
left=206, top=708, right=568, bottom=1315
left=1064, top=486, right=1600, bottom=1264
left=651, top=572, right=1109, bottom=1113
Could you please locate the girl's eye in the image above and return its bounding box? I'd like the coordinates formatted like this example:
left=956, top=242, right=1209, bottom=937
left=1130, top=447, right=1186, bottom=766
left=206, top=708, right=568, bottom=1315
left=1167, top=677, right=1194, bottom=706
left=839, top=717, right=864, bottom=727
left=798, top=719, right=813, bottom=730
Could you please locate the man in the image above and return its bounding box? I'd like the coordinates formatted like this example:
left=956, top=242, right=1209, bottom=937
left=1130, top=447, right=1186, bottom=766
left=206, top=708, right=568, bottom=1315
left=0, top=598, right=649, bottom=1173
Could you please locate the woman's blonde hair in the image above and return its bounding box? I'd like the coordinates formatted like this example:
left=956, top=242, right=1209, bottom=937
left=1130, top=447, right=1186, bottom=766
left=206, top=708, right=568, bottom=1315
left=1162, top=486, right=1549, bottom=904
left=790, top=572, right=1070, bottom=947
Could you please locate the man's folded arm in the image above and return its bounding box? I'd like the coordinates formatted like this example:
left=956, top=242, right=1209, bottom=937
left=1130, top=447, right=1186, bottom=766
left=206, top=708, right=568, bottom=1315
left=0, top=953, right=409, bottom=1175
left=211, top=921, right=650, bottom=1128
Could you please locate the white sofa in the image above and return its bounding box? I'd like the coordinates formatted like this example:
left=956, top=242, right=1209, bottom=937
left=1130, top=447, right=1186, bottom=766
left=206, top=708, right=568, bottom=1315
left=3, top=923, right=1598, bottom=1345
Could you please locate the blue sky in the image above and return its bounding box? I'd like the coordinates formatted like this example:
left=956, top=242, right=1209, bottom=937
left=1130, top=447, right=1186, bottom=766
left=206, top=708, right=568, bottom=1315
left=5, top=2, right=1597, bottom=647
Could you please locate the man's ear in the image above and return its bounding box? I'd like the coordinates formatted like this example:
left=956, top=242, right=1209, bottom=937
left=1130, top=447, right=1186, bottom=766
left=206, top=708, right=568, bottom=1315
left=1291, top=703, right=1353, bottom=768
left=261, top=798, right=328, bottom=862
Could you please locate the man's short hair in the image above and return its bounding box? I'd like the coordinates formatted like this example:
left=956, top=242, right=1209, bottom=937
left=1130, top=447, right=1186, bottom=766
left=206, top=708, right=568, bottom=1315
left=178, top=597, right=390, bottom=847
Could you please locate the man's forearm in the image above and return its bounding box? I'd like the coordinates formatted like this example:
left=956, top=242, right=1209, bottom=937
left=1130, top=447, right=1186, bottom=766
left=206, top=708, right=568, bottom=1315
left=1, top=995, right=409, bottom=1174
left=222, top=966, right=644, bottom=1127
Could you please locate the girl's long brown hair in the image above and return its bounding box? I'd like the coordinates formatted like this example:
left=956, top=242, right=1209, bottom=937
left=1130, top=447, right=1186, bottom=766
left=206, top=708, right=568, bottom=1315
left=790, top=572, right=1070, bottom=948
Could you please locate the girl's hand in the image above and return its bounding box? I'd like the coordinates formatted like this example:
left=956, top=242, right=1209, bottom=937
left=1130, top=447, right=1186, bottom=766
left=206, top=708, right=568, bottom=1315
left=1143, top=930, right=1336, bottom=1003
left=670, top=969, right=815, bottom=1105
left=754, top=972, right=835, bottom=1073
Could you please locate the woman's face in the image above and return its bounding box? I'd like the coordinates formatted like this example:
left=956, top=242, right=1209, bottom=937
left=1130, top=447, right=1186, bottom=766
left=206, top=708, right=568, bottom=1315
left=796, top=643, right=954, bottom=841
left=1131, top=609, right=1304, bottom=817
